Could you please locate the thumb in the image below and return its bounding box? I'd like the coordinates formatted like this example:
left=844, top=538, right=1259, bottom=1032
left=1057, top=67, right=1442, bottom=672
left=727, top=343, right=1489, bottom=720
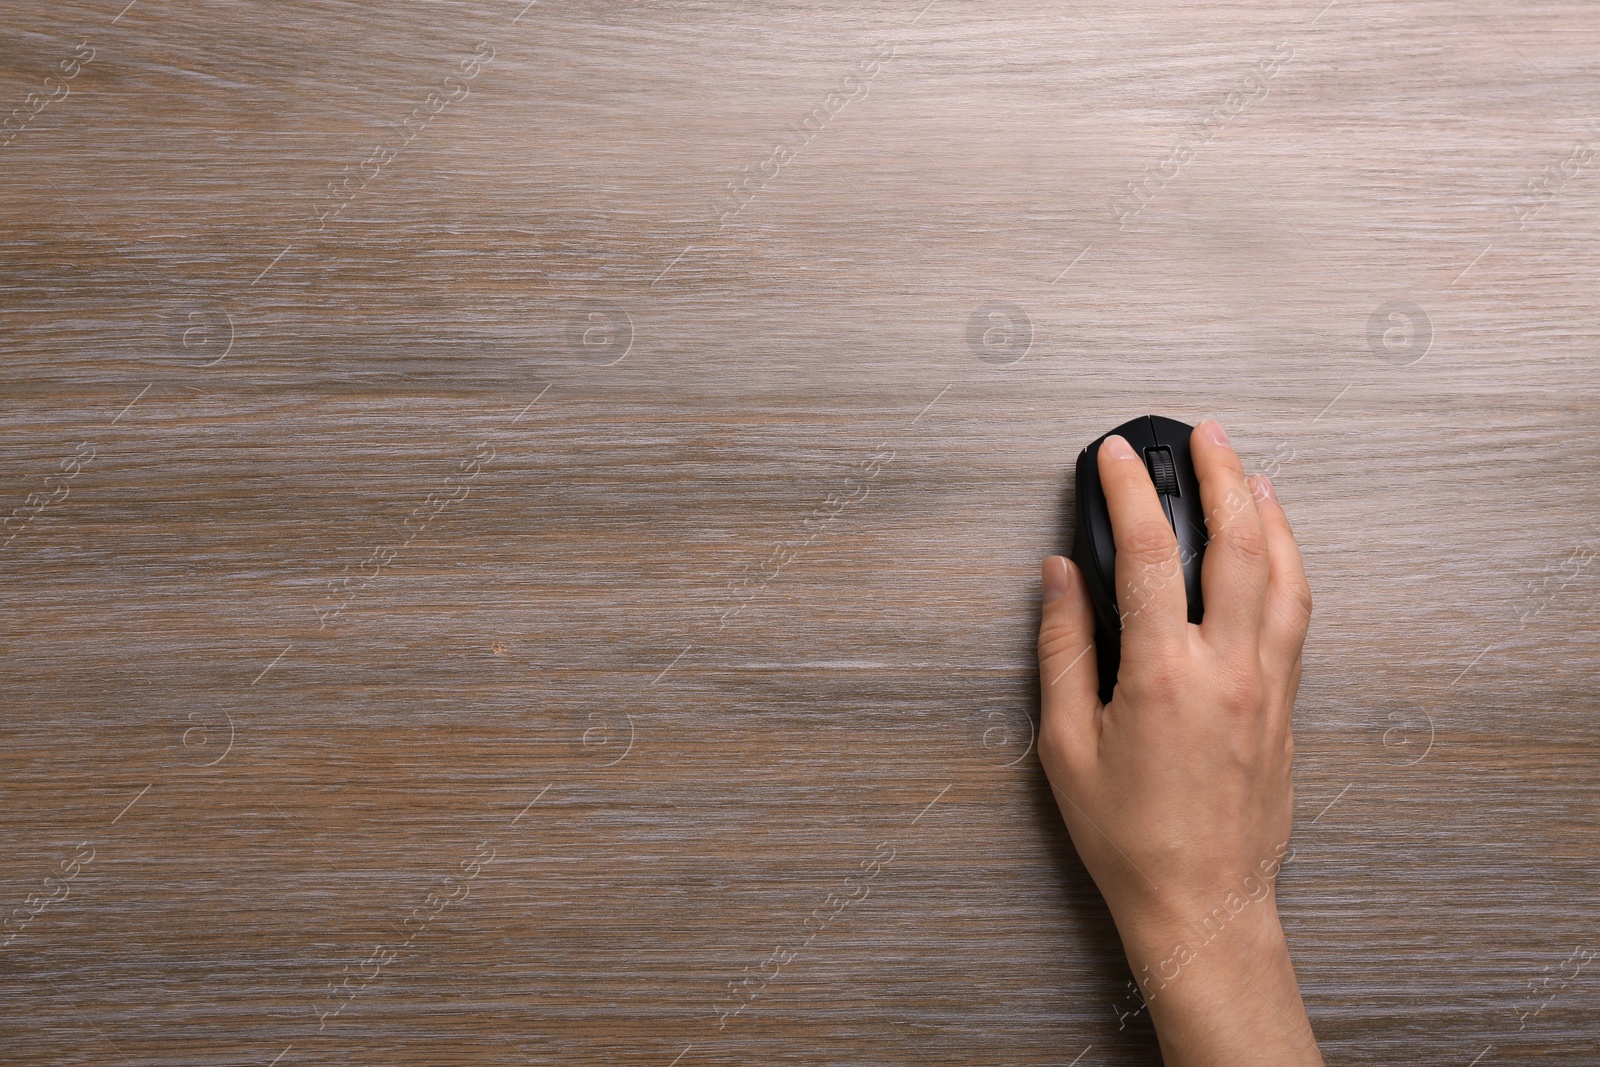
left=1038, top=555, right=1101, bottom=757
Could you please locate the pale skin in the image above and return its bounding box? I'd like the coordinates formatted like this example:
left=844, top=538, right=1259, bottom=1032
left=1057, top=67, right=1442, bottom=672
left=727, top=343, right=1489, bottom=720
left=1037, top=419, right=1323, bottom=1066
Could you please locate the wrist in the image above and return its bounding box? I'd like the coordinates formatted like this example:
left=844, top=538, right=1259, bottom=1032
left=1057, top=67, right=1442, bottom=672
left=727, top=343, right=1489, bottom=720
left=1116, top=890, right=1286, bottom=1004
left=1109, top=839, right=1297, bottom=986
left=1118, top=898, right=1323, bottom=1065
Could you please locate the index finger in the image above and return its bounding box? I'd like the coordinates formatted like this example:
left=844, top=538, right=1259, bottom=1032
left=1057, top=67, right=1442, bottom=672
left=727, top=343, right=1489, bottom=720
left=1098, top=433, right=1190, bottom=660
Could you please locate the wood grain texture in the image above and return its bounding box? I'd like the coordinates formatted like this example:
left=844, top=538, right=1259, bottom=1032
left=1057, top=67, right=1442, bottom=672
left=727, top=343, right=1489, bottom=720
left=2, top=1, right=1597, bottom=1063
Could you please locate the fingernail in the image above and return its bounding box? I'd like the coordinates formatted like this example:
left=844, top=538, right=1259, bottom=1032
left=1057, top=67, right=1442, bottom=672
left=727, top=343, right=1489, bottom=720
left=1101, top=434, right=1136, bottom=460
left=1203, top=419, right=1231, bottom=447
left=1042, top=555, right=1071, bottom=605
left=1251, top=474, right=1278, bottom=502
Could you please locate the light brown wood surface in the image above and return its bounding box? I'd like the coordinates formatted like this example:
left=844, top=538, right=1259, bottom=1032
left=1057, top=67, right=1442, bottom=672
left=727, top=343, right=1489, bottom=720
left=3, top=1, right=1597, bottom=1063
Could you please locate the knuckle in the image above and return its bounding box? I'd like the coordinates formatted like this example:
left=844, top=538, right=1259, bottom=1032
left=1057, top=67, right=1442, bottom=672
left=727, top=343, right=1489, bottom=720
left=1290, top=581, right=1314, bottom=625
left=1221, top=515, right=1269, bottom=566
left=1211, top=482, right=1254, bottom=524
left=1039, top=732, right=1091, bottom=790
left=1124, top=658, right=1188, bottom=703
left=1037, top=621, right=1086, bottom=669
left=1037, top=715, right=1070, bottom=766
left=1271, top=577, right=1313, bottom=638
left=1216, top=661, right=1264, bottom=713
left=1119, top=520, right=1178, bottom=571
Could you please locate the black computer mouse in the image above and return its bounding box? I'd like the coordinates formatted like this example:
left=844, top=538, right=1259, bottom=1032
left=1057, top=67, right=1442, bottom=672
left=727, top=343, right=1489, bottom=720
left=1071, top=415, right=1209, bottom=704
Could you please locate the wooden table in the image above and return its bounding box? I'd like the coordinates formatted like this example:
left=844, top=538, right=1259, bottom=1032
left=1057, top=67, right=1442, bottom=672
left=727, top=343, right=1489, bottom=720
left=3, top=1, right=1596, bottom=1063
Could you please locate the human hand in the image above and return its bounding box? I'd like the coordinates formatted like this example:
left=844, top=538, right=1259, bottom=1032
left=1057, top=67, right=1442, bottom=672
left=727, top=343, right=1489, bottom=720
left=1036, top=419, right=1321, bottom=1065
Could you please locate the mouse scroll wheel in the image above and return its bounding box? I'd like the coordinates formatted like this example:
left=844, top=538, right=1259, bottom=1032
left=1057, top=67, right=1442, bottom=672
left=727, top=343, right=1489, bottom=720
left=1144, top=447, right=1180, bottom=495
